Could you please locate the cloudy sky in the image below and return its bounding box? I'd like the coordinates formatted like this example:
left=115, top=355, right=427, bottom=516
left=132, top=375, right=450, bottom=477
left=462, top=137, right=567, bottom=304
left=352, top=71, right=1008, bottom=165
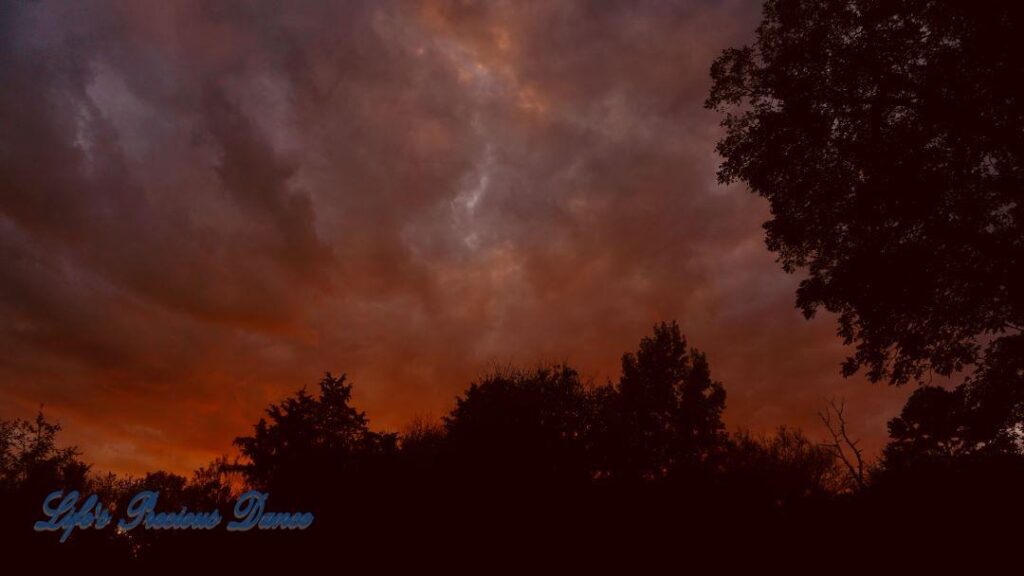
left=0, top=0, right=909, bottom=474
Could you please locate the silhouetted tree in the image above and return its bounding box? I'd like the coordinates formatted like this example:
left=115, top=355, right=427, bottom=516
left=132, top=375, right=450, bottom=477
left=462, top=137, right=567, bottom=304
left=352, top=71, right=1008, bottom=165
left=597, top=322, right=727, bottom=482
left=0, top=411, right=89, bottom=494
left=885, top=386, right=975, bottom=467
left=707, top=1, right=1024, bottom=391
left=0, top=412, right=130, bottom=566
left=874, top=378, right=1024, bottom=530
left=884, top=377, right=1023, bottom=472
left=819, top=398, right=867, bottom=489
left=443, top=365, right=596, bottom=487
left=234, top=372, right=397, bottom=508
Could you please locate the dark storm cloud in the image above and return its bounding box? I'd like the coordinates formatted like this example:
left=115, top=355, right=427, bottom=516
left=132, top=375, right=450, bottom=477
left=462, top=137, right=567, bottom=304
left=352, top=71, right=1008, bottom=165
left=0, top=0, right=907, bottom=474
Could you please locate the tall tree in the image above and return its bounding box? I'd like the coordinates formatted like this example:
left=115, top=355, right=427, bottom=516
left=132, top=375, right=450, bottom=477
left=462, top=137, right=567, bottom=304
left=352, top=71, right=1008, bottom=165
left=234, top=372, right=396, bottom=505
left=707, top=1, right=1024, bottom=388
left=601, top=322, right=727, bottom=481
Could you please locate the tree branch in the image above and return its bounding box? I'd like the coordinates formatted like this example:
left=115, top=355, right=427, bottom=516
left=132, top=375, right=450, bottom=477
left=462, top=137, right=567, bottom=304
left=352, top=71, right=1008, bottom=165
left=818, top=397, right=866, bottom=490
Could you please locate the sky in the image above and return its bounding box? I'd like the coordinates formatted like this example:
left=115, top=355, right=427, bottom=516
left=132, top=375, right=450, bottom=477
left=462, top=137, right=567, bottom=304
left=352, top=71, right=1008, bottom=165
left=0, top=0, right=910, bottom=475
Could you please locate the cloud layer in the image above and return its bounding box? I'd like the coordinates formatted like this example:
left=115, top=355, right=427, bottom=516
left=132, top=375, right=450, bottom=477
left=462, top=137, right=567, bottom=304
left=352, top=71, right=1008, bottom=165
left=0, top=0, right=908, bottom=474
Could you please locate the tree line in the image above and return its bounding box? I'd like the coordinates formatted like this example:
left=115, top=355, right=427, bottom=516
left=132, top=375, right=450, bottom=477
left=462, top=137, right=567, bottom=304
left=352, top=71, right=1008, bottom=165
left=3, top=321, right=1022, bottom=567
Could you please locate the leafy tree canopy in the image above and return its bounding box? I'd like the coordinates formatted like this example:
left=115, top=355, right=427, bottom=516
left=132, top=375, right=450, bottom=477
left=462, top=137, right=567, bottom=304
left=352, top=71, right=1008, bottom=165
left=601, top=321, right=727, bottom=481
left=707, top=0, right=1024, bottom=386
left=234, top=372, right=396, bottom=496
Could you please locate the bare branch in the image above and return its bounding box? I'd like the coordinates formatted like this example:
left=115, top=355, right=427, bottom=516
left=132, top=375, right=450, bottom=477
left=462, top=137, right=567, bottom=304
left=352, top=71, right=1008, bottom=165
left=818, top=397, right=866, bottom=490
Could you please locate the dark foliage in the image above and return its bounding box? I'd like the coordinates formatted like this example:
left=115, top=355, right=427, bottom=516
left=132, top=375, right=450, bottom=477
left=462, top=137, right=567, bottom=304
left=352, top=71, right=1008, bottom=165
left=598, top=321, right=728, bottom=482
left=6, top=322, right=1022, bottom=569
left=443, top=365, right=597, bottom=487
left=707, top=0, right=1024, bottom=388
left=233, top=372, right=397, bottom=508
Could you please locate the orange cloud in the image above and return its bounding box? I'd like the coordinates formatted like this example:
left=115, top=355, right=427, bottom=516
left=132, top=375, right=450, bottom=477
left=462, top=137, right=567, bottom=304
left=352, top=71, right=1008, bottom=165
left=1, top=0, right=911, bottom=476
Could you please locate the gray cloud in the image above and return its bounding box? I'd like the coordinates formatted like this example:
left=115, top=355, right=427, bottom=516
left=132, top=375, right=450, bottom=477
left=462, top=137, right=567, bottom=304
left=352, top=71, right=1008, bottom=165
left=0, top=0, right=909, bottom=474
